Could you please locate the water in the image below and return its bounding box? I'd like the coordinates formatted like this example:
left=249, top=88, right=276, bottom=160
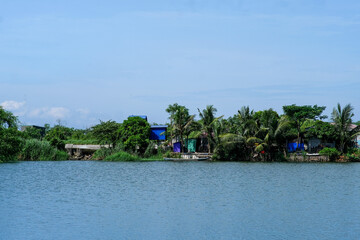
left=1, top=161, right=360, bottom=240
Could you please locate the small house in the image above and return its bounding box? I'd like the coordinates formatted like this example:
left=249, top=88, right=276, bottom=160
left=150, top=125, right=167, bottom=141
left=21, top=125, right=46, bottom=137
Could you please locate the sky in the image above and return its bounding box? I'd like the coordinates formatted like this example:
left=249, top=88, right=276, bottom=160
left=1, top=0, right=359, bottom=128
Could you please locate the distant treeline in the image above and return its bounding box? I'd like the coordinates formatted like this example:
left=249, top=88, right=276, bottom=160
left=0, top=103, right=359, bottom=162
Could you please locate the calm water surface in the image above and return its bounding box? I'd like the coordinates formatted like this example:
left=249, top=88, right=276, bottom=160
left=1, top=161, right=360, bottom=240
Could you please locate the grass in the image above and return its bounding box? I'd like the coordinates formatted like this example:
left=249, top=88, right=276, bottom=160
left=19, top=139, right=68, bottom=161
left=104, top=151, right=140, bottom=161
left=141, top=152, right=164, bottom=161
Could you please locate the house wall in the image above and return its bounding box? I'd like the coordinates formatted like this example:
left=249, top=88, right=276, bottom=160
left=150, top=127, right=166, bottom=140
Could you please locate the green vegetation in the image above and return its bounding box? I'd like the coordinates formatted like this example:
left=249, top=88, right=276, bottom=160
left=346, top=149, right=360, bottom=162
left=19, top=139, right=68, bottom=161
left=1, top=102, right=359, bottom=163
left=91, top=120, right=121, bottom=147
left=319, top=148, right=341, bottom=161
left=283, top=104, right=327, bottom=151
left=0, top=107, right=23, bottom=162
left=166, top=104, right=195, bottom=153
left=331, top=104, right=360, bottom=153
left=118, top=116, right=150, bottom=154
left=198, top=105, right=222, bottom=153
left=104, top=151, right=140, bottom=161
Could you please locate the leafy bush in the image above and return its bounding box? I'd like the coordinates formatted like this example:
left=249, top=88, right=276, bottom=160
left=19, top=139, right=68, bottom=161
left=346, top=149, right=360, bottom=162
left=104, top=151, right=139, bottom=161
left=92, top=144, right=124, bottom=160
left=163, top=151, right=181, bottom=158
left=92, top=148, right=113, bottom=160
left=144, top=141, right=158, bottom=158
left=319, top=147, right=341, bottom=161
left=213, top=136, right=249, bottom=161
left=54, top=150, right=69, bottom=161
left=118, top=117, right=150, bottom=155
left=45, top=125, right=73, bottom=150
left=0, top=128, right=24, bottom=162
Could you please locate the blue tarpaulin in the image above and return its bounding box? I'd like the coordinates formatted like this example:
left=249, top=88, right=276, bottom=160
left=174, top=142, right=181, bottom=152
left=287, top=143, right=304, bottom=152
left=150, top=125, right=167, bottom=140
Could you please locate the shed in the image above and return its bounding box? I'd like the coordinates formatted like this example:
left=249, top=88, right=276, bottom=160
left=150, top=125, right=167, bottom=140
left=21, top=125, right=46, bottom=137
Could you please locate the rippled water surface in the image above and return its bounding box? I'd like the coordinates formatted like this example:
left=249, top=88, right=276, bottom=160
left=1, top=161, right=360, bottom=240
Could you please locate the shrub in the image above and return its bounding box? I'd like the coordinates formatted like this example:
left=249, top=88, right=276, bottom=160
left=163, top=151, right=181, bottom=158
left=346, top=149, right=360, bottom=162
left=104, top=151, right=139, bottom=161
left=319, top=147, right=340, bottom=161
left=54, top=150, right=69, bottom=161
left=144, top=141, right=158, bottom=158
left=92, top=144, right=124, bottom=160
left=20, top=139, right=68, bottom=161
left=92, top=147, right=114, bottom=160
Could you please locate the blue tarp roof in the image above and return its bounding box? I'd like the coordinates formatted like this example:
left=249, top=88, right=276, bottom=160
left=150, top=125, right=167, bottom=128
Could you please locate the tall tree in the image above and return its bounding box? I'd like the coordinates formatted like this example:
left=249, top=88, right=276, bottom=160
left=0, top=107, right=23, bottom=162
left=166, top=104, right=195, bottom=152
left=331, top=103, right=360, bottom=153
left=198, top=105, right=223, bottom=153
left=283, top=104, right=327, bottom=150
left=45, top=125, right=74, bottom=150
left=118, top=116, right=150, bottom=154
left=237, top=106, right=256, bottom=138
left=91, top=120, right=121, bottom=148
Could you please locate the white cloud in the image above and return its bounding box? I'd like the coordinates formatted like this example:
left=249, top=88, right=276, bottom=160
left=76, top=108, right=90, bottom=115
left=0, top=100, right=26, bottom=110
left=29, top=107, right=70, bottom=119
left=47, top=107, right=69, bottom=118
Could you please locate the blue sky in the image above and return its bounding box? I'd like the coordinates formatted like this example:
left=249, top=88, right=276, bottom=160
left=1, top=0, right=359, bottom=128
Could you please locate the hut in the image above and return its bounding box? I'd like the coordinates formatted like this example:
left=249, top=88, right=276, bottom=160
left=150, top=125, right=167, bottom=141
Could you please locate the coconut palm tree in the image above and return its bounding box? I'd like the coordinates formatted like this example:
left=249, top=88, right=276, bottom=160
left=237, top=106, right=257, bottom=138
left=243, top=109, right=291, bottom=160
left=166, top=104, right=195, bottom=153
left=198, top=105, right=223, bottom=153
left=331, top=103, right=360, bottom=153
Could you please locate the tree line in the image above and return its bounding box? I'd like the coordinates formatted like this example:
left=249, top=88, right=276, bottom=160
left=0, top=103, right=359, bottom=162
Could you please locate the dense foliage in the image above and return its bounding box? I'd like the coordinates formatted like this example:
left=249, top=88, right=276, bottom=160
left=319, top=147, right=341, bottom=161
left=104, top=151, right=140, bottom=161
left=0, top=102, right=359, bottom=162
left=91, top=120, right=121, bottom=147
left=118, top=116, right=150, bottom=154
left=45, top=125, right=73, bottom=150
left=0, top=107, right=23, bottom=162
left=19, top=139, right=68, bottom=161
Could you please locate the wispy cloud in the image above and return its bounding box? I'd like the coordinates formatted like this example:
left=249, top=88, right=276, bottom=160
left=29, top=107, right=70, bottom=119
left=76, top=108, right=90, bottom=115
left=0, top=100, right=26, bottom=110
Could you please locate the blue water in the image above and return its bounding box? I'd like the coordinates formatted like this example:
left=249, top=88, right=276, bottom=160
left=1, top=161, right=360, bottom=240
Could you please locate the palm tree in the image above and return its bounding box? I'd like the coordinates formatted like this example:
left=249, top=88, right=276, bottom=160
left=331, top=103, right=360, bottom=153
left=166, top=104, right=195, bottom=153
left=244, top=109, right=291, bottom=160
left=237, top=106, right=256, bottom=138
left=198, top=105, right=223, bottom=153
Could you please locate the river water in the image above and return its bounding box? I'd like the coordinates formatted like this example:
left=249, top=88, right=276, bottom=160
left=1, top=161, right=359, bottom=240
